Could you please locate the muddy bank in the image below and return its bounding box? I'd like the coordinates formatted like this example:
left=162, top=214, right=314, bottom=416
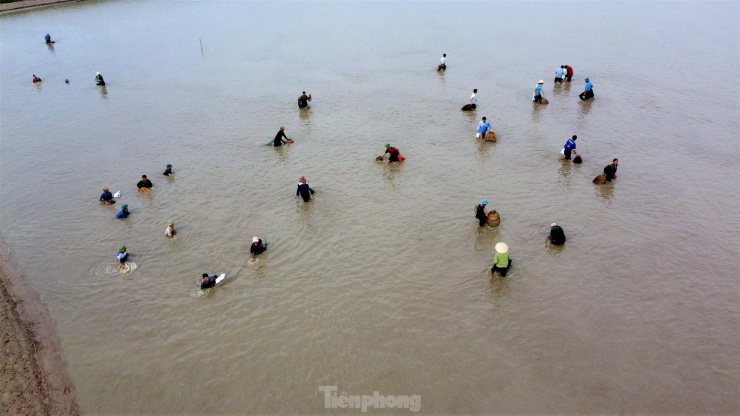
left=0, top=0, right=84, bottom=13
left=0, top=239, right=78, bottom=415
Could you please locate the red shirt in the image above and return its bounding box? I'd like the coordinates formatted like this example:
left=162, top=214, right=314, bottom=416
left=566, top=66, right=574, bottom=77
left=385, top=147, right=399, bottom=157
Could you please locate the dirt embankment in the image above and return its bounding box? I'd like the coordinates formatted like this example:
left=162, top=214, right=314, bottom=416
left=0, top=0, right=83, bottom=13
left=0, top=240, right=78, bottom=415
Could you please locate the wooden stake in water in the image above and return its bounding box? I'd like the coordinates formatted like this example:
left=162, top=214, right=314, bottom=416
left=199, top=38, right=204, bottom=56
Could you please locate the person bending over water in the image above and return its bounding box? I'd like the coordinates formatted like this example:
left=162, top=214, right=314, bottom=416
left=32, top=74, right=42, bottom=83
left=100, top=187, right=115, bottom=205
left=117, top=246, right=128, bottom=268
left=547, top=223, right=566, bottom=245
left=200, top=273, right=218, bottom=289
left=379, top=143, right=401, bottom=162
left=137, top=175, right=153, bottom=189
left=533, top=80, right=544, bottom=103
left=296, top=176, right=315, bottom=202
left=579, top=78, right=594, bottom=101
left=563, top=135, right=578, bottom=161
left=274, top=127, right=291, bottom=147
left=116, top=204, right=129, bottom=219
left=165, top=221, right=176, bottom=238
left=95, top=72, right=105, bottom=86
left=163, top=164, right=173, bottom=176
left=45, top=33, right=54, bottom=44
left=298, top=91, right=311, bottom=109
left=491, top=242, right=511, bottom=277
left=250, top=236, right=267, bottom=260
left=475, top=199, right=492, bottom=227
left=438, top=53, right=446, bottom=71
left=604, top=159, right=618, bottom=182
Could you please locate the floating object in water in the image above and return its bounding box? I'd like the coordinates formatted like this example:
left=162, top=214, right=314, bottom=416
left=113, top=191, right=121, bottom=198
left=64, top=79, right=69, bottom=84
left=484, top=130, right=496, bottom=142
left=487, top=210, right=500, bottom=227
left=593, top=174, right=607, bottom=185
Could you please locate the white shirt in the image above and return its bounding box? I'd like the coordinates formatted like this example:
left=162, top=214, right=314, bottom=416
left=470, top=93, right=477, bottom=105
left=165, top=225, right=174, bottom=237
left=440, top=56, right=446, bottom=65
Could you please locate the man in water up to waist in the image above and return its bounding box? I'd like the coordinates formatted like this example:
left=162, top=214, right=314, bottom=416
left=137, top=175, right=153, bottom=189
left=477, top=117, right=491, bottom=138
left=298, top=91, right=311, bottom=109
left=201, top=273, right=217, bottom=289
left=274, top=127, right=291, bottom=146
left=100, top=187, right=115, bottom=205
left=548, top=223, right=566, bottom=245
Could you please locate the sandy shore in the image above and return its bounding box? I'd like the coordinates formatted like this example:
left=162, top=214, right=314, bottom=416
left=0, top=0, right=83, bottom=13
left=0, top=239, right=78, bottom=415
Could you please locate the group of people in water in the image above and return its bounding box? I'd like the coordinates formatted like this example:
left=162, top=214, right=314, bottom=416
left=99, top=158, right=280, bottom=282
left=435, top=54, right=617, bottom=277
left=33, top=33, right=106, bottom=87
left=82, top=44, right=616, bottom=284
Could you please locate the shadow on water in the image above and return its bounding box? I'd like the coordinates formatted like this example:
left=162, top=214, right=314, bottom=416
left=557, top=159, right=573, bottom=179
left=99, top=86, right=108, bottom=100
left=578, top=98, right=594, bottom=119
left=273, top=144, right=290, bottom=165
left=488, top=272, right=511, bottom=302
left=531, top=101, right=546, bottom=122
left=474, top=223, right=499, bottom=251
left=546, top=241, right=565, bottom=257
left=382, top=161, right=404, bottom=184
left=46, top=43, right=55, bottom=54
left=596, top=181, right=616, bottom=203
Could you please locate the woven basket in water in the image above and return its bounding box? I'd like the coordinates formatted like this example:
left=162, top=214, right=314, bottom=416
left=487, top=210, right=500, bottom=227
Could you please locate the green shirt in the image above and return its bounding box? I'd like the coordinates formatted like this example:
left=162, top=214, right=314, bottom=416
left=493, top=252, right=510, bottom=268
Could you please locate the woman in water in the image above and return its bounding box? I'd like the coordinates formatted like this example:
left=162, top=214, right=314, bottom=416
left=296, top=176, right=315, bottom=202
left=475, top=199, right=491, bottom=227
left=250, top=236, right=267, bottom=260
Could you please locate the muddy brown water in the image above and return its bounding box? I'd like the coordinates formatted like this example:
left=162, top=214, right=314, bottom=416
left=1, top=1, right=738, bottom=413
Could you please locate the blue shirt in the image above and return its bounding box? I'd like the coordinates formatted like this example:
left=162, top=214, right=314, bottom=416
left=116, top=209, right=128, bottom=219
left=100, top=191, right=112, bottom=201
left=535, top=84, right=543, bottom=95
left=477, top=121, right=491, bottom=134
left=565, top=139, right=577, bottom=151
left=556, top=68, right=564, bottom=78
left=585, top=81, right=593, bottom=91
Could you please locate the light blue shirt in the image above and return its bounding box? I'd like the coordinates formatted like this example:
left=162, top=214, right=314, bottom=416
left=556, top=68, right=564, bottom=78
left=535, top=84, right=543, bottom=95
left=477, top=120, right=491, bottom=134
left=585, top=81, right=593, bottom=91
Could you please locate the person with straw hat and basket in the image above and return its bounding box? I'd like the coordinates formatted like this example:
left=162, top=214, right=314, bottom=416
left=491, top=242, right=511, bottom=277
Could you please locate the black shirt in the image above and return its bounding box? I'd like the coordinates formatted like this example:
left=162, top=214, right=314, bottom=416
left=550, top=226, right=566, bottom=245
left=250, top=240, right=266, bottom=256
left=137, top=179, right=153, bottom=189
left=200, top=274, right=217, bottom=289
left=604, top=164, right=618, bottom=181
left=274, top=130, right=288, bottom=146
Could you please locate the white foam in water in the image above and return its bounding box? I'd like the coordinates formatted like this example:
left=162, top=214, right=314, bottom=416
left=191, top=288, right=210, bottom=299
left=92, top=261, right=137, bottom=277
left=248, top=259, right=259, bottom=265
left=119, top=261, right=138, bottom=274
